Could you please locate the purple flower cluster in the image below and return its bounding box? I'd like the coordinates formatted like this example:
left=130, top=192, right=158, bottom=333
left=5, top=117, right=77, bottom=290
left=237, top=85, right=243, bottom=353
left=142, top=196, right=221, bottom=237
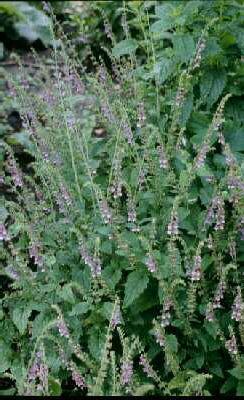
left=70, top=364, right=86, bottom=390
left=238, top=217, right=244, bottom=241
left=231, top=287, right=244, bottom=322
left=137, top=102, right=146, bottom=128
left=122, top=121, right=134, bottom=145
left=101, top=102, right=115, bottom=125
left=192, top=37, right=206, bottom=70
left=121, top=360, right=133, bottom=386
left=27, top=349, right=48, bottom=394
left=29, top=243, right=44, bottom=271
left=6, top=155, right=23, bottom=188
left=195, top=143, right=210, bottom=169
left=228, top=176, right=244, bottom=192
left=145, top=255, right=157, bottom=273
left=161, top=298, right=173, bottom=327
left=225, top=335, right=238, bottom=356
left=127, top=199, right=136, bottom=223
left=139, top=354, right=154, bottom=378
left=56, top=184, right=72, bottom=214
left=189, top=254, right=202, bottom=282
left=205, top=303, right=215, bottom=322
left=111, top=304, right=121, bottom=329
left=57, top=318, right=70, bottom=338
left=157, top=145, right=169, bottom=169
left=0, top=223, right=9, bottom=241
left=204, top=196, right=225, bottom=230
left=167, top=209, right=179, bottom=236
left=80, top=243, right=102, bottom=278
left=99, top=199, right=112, bottom=224
left=212, top=280, right=226, bottom=309
left=110, top=158, right=123, bottom=199
left=154, top=328, right=165, bottom=347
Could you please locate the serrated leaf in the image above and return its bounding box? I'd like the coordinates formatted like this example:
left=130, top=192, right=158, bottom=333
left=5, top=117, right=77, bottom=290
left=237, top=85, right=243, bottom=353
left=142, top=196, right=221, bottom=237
left=112, top=39, right=138, bottom=57
left=154, top=58, right=174, bottom=84
left=166, top=334, right=178, bottom=353
left=69, top=302, right=91, bottom=316
left=123, top=270, right=149, bottom=308
left=102, top=263, right=122, bottom=289
left=229, top=367, right=244, bottom=380
left=172, top=34, right=195, bottom=63
left=200, top=69, right=227, bottom=107
left=58, top=284, right=75, bottom=304
left=12, top=306, right=32, bottom=335
left=150, top=18, right=173, bottom=33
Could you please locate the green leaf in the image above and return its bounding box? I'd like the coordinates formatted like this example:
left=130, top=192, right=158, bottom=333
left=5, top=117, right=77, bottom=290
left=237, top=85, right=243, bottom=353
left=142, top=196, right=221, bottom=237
left=172, top=34, right=195, bottom=63
left=7, top=131, right=35, bottom=153
left=166, top=334, right=178, bottom=353
left=48, top=377, right=62, bottom=396
left=123, top=270, right=149, bottom=308
left=200, top=69, right=227, bottom=107
left=237, top=380, right=244, bottom=396
left=179, top=90, right=193, bottom=125
left=0, top=339, right=12, bottom=373
left=102, top=263, right=122, bottom=290
left=12, top=305, right=32, bottom=335
left=0, top=205, right=8, bottom=223
left=13, top=2, right=52, bottom=46
left=229, top=367, right=244, bottom=380
left=153, top=58, right=174, bottom=84
left=112, top=39, right=138, bottom=57
left=133, top=384, right=154, bottom=396
left=69, top=302, right=91, bottom=316
left=220, top=376, right=237, bottom=394
left=58, top=284, right=76, bottom=304
left=224, top=129, right=244, bottom=152
left=150, top=18, right=173, bottom=33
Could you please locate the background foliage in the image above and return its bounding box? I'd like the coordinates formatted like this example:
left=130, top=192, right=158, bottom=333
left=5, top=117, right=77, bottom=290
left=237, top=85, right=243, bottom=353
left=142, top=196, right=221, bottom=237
left=0, top=0, right=244, bottom=396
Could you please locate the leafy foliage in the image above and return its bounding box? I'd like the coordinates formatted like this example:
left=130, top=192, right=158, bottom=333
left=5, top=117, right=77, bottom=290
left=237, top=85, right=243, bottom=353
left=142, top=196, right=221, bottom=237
left=0, top=0, right=244, bottom=396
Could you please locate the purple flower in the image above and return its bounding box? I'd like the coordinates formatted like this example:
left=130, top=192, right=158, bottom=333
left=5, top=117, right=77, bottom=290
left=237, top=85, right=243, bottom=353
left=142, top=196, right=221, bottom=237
left=167, top=210, right=179, bottom=236
left=212, top=280, right=226, bottom=309
left=154, top=328, right=165, bottom=347
left=27, top=349, right=48, bottom=393
left=80, top=243, right=102, bottom=278
left=121, top=360, right=133, bottom=386
left=29, top=243, right=44, bottom=270
left=99, top=200, right=112, bottom=224
left=57, top=318, right=69, bottom=338
left=6, top=155, right=23, bottom=188
left=0, top=224, right=9, bottom=241
left=139, top=354, right=154, bottom=378
left=157, top=145, right=169, bottom=169
left=189, top=255, right=202, bottom=282
left=127, top=199, right=136, bottom=223
left=122, top=121, right=134, bottom=145
left=195, top=143, right=209, bottom=169
left=71, top=367, right=86, bottom=389
left=161, top=298, right=173, bottom=327
left=111, top=305, right=121, bottom=329
left=205, top=303, right=215, bottom=322
left=232, top=287, right=244, bottom=322
left=137, top=102, right=146, bottom=128
left=145, top=255, right=156, bottom=273
left=225, top=335, right=238, bottom=356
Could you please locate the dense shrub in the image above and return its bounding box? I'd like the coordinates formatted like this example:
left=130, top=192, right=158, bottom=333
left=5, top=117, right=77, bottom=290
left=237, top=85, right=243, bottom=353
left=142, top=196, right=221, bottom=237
left=0, top=0, right=244, bottom=396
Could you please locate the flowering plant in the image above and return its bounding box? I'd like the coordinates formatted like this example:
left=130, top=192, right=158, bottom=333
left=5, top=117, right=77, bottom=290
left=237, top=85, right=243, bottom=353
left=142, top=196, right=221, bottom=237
left=0, top=0, right=244, bottom=396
